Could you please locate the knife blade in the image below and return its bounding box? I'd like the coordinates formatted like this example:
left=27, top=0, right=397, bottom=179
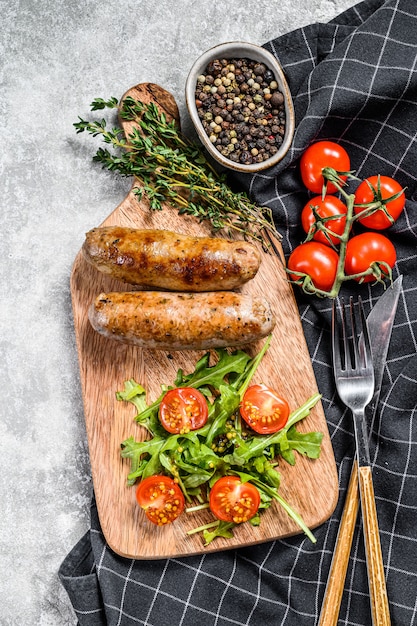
left=367, top=274, right=403, bottom=429
left=318, top=275, right=402, bottom=626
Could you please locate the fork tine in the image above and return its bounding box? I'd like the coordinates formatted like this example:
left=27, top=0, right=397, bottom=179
left=331, top=299, right=341, bottom=371
left=341, top=298, right=352, bottom=371
left=332, top=298, right=350, bottom=373
left=349, top=296, right=361, bottom=370
left=351, top=296, right=372, bottom=370
left=358, top=295, right=372, bottom=369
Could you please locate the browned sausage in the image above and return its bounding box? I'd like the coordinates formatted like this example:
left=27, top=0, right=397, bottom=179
left=82, top=227, right=261, bottom=291
left=88, top=291, right=275, bottom=350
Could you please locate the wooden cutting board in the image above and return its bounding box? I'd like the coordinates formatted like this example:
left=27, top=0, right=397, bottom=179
left=70, top=83, right=338, bottom=559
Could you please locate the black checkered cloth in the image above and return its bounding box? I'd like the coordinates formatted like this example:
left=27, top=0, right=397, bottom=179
left=59, top=1, right=417, bottom=623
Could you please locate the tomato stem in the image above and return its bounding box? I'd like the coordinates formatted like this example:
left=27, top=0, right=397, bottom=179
left=325, top=186, right=355, bottom=297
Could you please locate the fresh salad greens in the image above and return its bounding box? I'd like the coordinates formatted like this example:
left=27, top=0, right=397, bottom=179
left=118, top=337, right=323, bottom=545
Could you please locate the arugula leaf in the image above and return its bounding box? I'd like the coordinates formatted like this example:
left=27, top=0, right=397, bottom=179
left=203, top=521, right=235, bottom=545
left=280, top=427, right=324, bottom=465
left=118, top=345, right=256, bottom=432
left=229, top=393, right=322, bottom=464
left=116, top=379, right=147, bottom=410
left=247, top=475, right=316, bottom=544
left=174, top=352, right=211, bottom=386
left=120, top=436, right=166, bottom=485
left=203, top=384, right=241, bottom=446
left=117, top=338, right=323, bottom=545
left=176, top=348, right=251, bottom=389
left=116, top=380, right=167, bottom=435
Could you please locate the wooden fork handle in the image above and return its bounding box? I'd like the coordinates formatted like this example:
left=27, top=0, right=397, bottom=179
left=319, top=462, right=391, bottom=626
left=318, top=461, right=359, bottom=626
left=359, top=465, right=391, bottom=625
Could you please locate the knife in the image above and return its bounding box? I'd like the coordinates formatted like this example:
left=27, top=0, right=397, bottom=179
left=318, top=275, right=403, bottom=626
left=367, top=274, right=403, bottom=431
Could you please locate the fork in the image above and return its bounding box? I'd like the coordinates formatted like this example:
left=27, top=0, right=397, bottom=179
left=326, top=296, right=391, bottom=626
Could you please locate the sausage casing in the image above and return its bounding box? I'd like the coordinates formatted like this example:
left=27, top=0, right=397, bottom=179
left=88, top=291, right=275, bottom=351
left=82, top=227, right=261, bottom=291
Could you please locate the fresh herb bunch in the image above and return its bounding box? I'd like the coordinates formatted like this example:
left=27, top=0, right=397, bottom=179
left=117, top=338, right=323, bottom=545
left=74, top=96, right=277, bottom=244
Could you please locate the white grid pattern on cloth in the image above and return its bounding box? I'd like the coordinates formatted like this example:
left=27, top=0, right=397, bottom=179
left=59, top=1, right=417, bottom=624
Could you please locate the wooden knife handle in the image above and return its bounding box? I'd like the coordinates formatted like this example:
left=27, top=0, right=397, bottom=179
left=359, top=465, right=391, bottom=625
left=318, top=461, right=359, bottom=626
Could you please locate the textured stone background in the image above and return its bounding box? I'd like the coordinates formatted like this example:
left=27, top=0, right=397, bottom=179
left=1, top=1, right=357, bottom=623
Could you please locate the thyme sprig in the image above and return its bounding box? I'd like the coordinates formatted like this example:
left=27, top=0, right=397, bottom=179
left=74, top=96, right=278, bottom=245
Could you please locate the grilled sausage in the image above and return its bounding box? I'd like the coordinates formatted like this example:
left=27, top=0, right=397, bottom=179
left=88, top=291, right=275, bottom=350
left=82, top=227, right=261, bottom=291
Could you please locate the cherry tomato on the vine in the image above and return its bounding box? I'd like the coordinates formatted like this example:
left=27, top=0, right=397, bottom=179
left=300, top=141, right=351, bottom=194
left=159, top=387, right=208, bottom=434
left=301, top=195, right=348, bottom=246
left=287, top=241, right=339, bottom=292
left=136, top=475, right=185, bottom=525
left=344, top=232, right=396, bottom=282
left=240, top=384, right=289, bottom=434
left=354, top=175, right=405, bottom=230
left=209, top=476, right=261, bottom=524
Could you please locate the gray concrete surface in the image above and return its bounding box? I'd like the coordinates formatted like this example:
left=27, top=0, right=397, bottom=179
left=1, top=1, right=357, bottom=623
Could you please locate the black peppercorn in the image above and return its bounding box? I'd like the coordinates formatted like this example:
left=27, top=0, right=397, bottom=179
left=270, top=92, right=284, bottom=107
left=240, top=150, right=252, bottom=163
left=254, top=63, right=266, bottom=75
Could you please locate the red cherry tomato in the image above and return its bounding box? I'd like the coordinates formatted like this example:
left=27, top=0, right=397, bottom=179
left=240, top=384, right=290, bottom=434
left=300, top=141, right=351, bottom=194
left=159, top=387, right=208, bottom=434
left=354, top=175, right=405, bottom=230
left=301, top=195, right=348, bottom=246
left=287, top=241, right=339, bottom=292
left=136, top=475, right=185, bottom=525
left=345, top=233, right=396, bottom=282
left=209, top=476, right=261, bottom=524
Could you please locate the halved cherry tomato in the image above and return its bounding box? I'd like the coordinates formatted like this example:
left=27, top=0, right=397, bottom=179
left=300, top=141, right=351, bottom=194
left=287, top=241, right=339, bottom=292
left=159, top=387, right=208, bottom=434
left=136, top=475, right=185, bottom=525
left=344, top=232, right=396, bottom=282
left=240, top=384, right=290, bottom=434
left=209, top=476, right=261, bottom=524
left=301, top=195, right=348, bottom=246
left=354, top=175, right=405, bottom=230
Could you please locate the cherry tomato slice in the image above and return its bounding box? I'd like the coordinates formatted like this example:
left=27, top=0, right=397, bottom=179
left=301, top=195, right=348, bottom=246
left=353, top=175, right=405, bottom=230
left=136, top=475, right=185, bottom=525
left=240, top=384, right=290, bottom=434
left=209, top=476, right=261, bottom=524
left=287, top=241, right=339, bottom=292
left=159, top=387, right=208, bottom=434
left=300, top=141, right=351, bottom=194
left=344, top=232, right=396, bottom=282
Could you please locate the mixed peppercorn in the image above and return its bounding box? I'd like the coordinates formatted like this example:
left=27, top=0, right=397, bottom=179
left=194, top=57, right=287, bottom=165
